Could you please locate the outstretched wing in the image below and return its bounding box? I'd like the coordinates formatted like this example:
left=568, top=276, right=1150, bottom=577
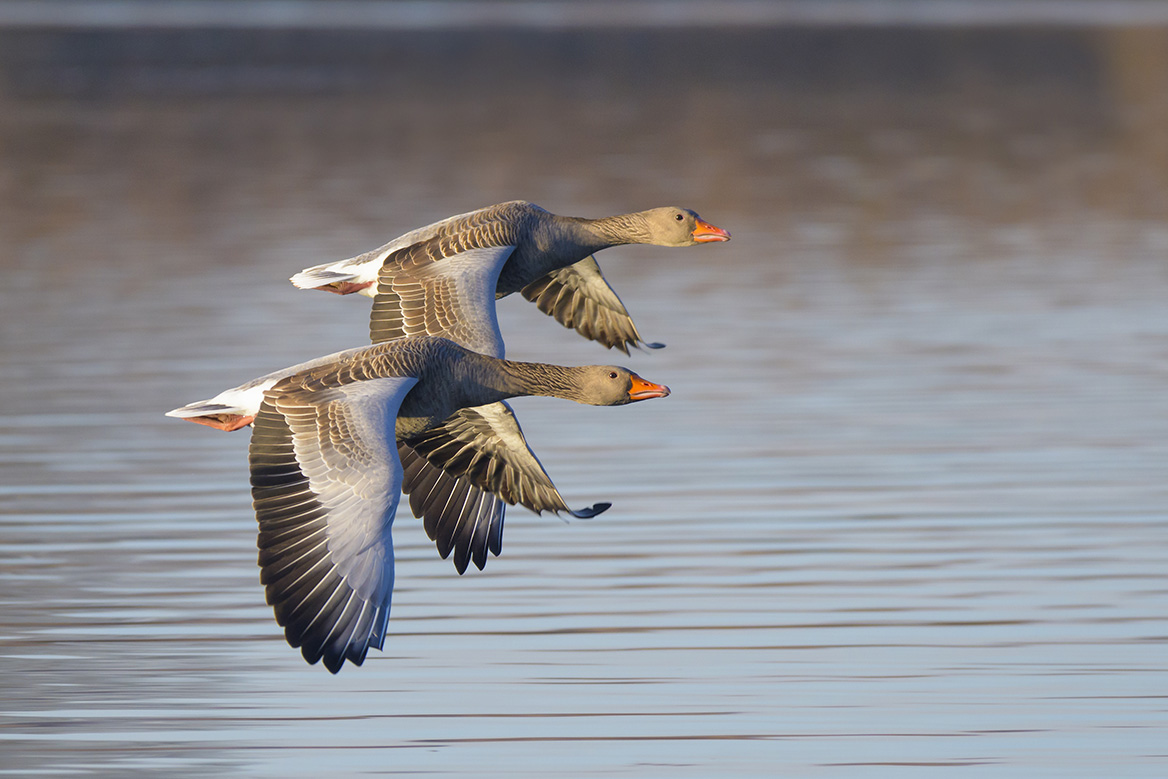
left=520, top=255, right=664, bottom=354
left=248, top=376, right=418, bottom=673
left=398, top=401, right=609, bottom=575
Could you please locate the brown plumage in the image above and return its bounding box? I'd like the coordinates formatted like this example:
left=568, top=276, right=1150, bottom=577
left=284, top=201, right=728, bottom=579
left=243, top=336, right=669, bottom=672
left=290, top=200, right=730, bottom=355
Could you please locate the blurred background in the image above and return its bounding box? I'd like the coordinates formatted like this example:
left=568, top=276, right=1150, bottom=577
left=2, top=2, right=1167, bottom=777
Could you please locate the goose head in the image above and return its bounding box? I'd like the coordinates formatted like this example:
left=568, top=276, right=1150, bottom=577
left=640, top=207, right=732, bottom=247
left=572, top=366, right=672, bottom=406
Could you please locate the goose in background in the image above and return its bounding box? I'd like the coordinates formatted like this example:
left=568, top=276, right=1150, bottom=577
left=290, top=200, right=730, bottom=354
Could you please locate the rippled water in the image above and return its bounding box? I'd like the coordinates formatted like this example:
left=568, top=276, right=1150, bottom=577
left=2, top=20, right=1168, bottom=778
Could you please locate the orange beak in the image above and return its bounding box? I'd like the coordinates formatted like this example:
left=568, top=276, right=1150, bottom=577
left=692, top=218, right=731, bottom=243
left=628, top=373, right=671, bottom=401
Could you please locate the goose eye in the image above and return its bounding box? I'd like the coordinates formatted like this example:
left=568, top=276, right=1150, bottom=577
left=609, top=371, right=618, bottom=379
left=675, top=213, right=684, bottom=221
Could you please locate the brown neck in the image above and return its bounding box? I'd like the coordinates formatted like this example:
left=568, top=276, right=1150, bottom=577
left=458, top=354, right=589, bottom=405
left=560, top=211, right=652, bottom=252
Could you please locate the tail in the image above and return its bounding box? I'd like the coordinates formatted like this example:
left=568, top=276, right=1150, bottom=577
left=165, top=400, right=255, bottom=432
left=290, top=261, right=375, bottom=296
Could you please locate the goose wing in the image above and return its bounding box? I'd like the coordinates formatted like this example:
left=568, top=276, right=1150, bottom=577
left=397, top=441, right=506, bottom=576
left=398, top=401, right=609, bottom=575
left=370, top=244, right=515, bottom=359
left=248, top=375, right=418, bottom=673
left=520, top=255, right=664, bottom=354
left=367, top=201, right=544, bottom=356
left=167, top=345, right=373, bottom=431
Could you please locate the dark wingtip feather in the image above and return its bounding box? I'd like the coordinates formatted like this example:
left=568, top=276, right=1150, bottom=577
left=452, top=548, right=471, bottom=575
left=322, top=652, right=344, bottom=674
left=643, top=341, right=666, bottom=350
left=569, top=502, right=611, bottom=519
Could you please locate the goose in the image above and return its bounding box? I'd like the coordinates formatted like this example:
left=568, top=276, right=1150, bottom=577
left=165, top=338, right=655, bottom=575
left=289, top=201, right=730, bottom=354
left=174, top=335, right=669, bottom=672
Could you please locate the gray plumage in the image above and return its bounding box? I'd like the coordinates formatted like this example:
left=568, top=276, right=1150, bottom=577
left=245, top=336, right=667, bottom=672
left=291, top=200, right=729, bottom=354
left=288, top=202, right=725, bottom=574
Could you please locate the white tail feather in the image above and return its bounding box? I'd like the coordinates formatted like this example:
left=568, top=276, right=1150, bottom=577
left=166, top=381, right=273, bottom=420
left=290, top=266, right=358, bottom=290
left=165, top=401, right=247, bottom=419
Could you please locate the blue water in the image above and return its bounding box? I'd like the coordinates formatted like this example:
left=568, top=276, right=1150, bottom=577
left=2, top=21, right=1167, bottom=778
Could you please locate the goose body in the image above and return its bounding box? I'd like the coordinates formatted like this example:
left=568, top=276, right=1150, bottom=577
left=167, top=344, right=647, bottom=577
left=171, top=336, right=669, bottom=672
left=290, top=201, right=730, bottom=354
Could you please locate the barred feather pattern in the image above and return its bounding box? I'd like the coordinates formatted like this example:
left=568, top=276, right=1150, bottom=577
left=397, top=402, right=610, bottom=574
left=520, top=256, right=664, bottom=354
left=369, top=202, right=538, bottom=349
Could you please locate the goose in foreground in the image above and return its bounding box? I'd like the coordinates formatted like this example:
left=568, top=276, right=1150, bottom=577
left=165, top=338, right=657, bottom=573
left=289, top=200, right=730, bottom=354
left=168, top=354, right=603, bottom=576
left=170, top=336, right=670, bottom=672
left=166, top=341, right=648, bottom=576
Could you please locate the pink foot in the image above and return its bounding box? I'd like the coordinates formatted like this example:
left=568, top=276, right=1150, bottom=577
left=185, top=414, right=255, bottom=432
left=319, top=281, right=374, bottom=295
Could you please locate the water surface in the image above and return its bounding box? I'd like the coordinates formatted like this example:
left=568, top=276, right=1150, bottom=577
left=1, top=21, right=1167, bottom=778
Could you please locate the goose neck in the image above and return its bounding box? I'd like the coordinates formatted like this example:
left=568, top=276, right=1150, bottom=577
left=486, top=359, right=585, bottom=404
left=560, top=212, right=650, bottom=251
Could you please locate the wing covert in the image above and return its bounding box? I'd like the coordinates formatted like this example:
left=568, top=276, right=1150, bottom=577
left=520, top=255, right=664, bottom=354
left=370, top=243, right=515, bottom=359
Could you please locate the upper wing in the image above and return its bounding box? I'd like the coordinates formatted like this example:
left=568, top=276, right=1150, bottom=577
left=370, top=244, right=515, bottom=359
left=248, top=376, right=418, bottom=673
left=398, top=401, right=609, bottom=575
left=519, top=255, right=664, bottom=355
left=166, top=346, right=369, bottom=430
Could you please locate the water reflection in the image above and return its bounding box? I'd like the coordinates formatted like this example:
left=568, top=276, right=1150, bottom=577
left=2, top=22, right=1167, bottom=779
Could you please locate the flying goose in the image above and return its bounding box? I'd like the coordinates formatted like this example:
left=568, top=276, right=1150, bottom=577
left=165, top=340, right=650, bottom=575
left=174, top=335, right=669, bottom=672
left=289, top=200, right=730, bottom=354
